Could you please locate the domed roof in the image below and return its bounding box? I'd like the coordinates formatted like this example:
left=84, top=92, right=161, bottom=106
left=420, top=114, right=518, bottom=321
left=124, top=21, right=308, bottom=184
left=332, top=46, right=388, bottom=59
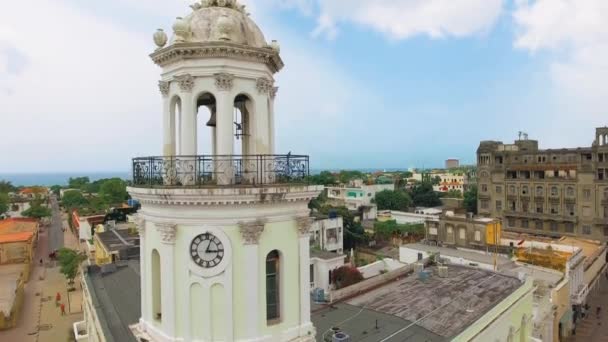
left=174, top=1, right=267, bottom=48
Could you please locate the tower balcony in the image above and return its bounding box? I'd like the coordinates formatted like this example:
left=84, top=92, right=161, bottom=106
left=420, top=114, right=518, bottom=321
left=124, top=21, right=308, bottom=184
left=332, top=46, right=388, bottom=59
left=131, top=154, right=310, bottom=187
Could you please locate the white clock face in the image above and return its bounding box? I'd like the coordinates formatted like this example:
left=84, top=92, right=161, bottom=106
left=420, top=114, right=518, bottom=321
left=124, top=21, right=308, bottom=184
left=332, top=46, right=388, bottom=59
left=190, top=233, right=224, bottom=268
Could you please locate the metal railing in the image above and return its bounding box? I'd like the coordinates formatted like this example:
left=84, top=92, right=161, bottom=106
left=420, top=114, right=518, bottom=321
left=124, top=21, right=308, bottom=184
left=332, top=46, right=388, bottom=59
left=131, top=154, right=310, bottom=187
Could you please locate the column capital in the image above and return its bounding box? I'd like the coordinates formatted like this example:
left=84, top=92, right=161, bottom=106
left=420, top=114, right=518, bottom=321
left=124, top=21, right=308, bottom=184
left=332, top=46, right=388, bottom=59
left=256, top=77, right=273, bottom=95
left=174, top=74, right=194, bottom=92
left=295, top=216, right=313, bottom=237
left=239, top=219, right=266, bottom=245
left=158, top=81, right=170, bottom=97
left=270, top=86, right=279, bottom=99
left=214, top=73, right=234, bottom=91
left=155, top=222, right=177, bottom=244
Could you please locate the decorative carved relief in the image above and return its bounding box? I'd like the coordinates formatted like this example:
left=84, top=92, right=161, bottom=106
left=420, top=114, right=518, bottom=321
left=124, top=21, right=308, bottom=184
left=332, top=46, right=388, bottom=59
left=174, top=74, right=194, bottom=92
left=214, top=73, right=234, bottom=91
left=239, top=219, right=266, bottom=245
left=295, top=216, right=313, bottom=237
left=158, top=81, right=170, bottom=97
left=270, top=86, right=279, bottom=99
left=156, top=223, right=177, bottom=244
left=135, top=216, right=146, bottom=236
left=256, top=77, right=273, bottom=94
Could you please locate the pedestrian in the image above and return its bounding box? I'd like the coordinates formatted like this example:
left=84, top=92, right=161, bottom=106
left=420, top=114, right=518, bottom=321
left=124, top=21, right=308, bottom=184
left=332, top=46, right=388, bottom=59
left=55, top=292, right=61, bottom=305
left=60, top=303, right=65, bottom=316
left=597, top=306, right=602, bottom=319
left=39, top=258, right=43, bottom=266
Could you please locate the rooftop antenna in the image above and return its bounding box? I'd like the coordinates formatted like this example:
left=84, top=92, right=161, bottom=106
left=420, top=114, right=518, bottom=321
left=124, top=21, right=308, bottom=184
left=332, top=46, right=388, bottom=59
left=518, top=131, right=522, bottom=140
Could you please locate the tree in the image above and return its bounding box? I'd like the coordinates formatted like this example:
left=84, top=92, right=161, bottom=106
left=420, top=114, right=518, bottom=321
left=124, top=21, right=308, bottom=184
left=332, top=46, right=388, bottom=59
left=374, top=190, right=412, bottom=211
left=308, top=191, right=328, bottom=211
left=331, top=265, right=364, bottom=289
left=432, top=176, right=442, bottom=185
left=22, top=198, right=52, bottom=219
left=0, top=180, right=16, bottom=194
left=410, top=183, right=442, bottom=207
left=309, top=171, right=337, bottom=186
left=445, top=189, right=463, bottom=198
left=99, top=178, right=128, bottom=205
left=374, top=220, right=424, bottom=240
left=62, top=190, right=88, bottom=208
left=0, top=192, right=9, bottom=214
left=463, top=185, right=478, bottom=214
left=338, top=170, right=365, bottom=184
left=68, top=177, right=90, bottom=189
left=50, top=185, right=62, bottom=196
left=57, top=248, right=87, bottom=286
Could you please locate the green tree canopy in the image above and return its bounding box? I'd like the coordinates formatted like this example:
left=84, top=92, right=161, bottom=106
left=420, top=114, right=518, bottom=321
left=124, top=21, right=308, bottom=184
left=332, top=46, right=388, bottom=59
left=22, top=196, right=52, bottom=219
left=68, top=177, right=90, bottom=189
left=309, top=171, right=338, bottom=186
left=99, top=178, right=128, bottom=205
left=463, top=185, right=478, bottom=214
left=445, top=189, right=463, bottom=198
left=374, top=190, right=412, bottom=211
left=0, top=180, right=16, bottom=194
left=62, top=190, right=88, bottom=208
left=374, top=220, right=424, bottom=240
left=338, top=170, right=365, bottom=184
left=0, top=192, right=9, bottom=214
left=410, top=183, right=442, bottom=207
left=57, top=248, right=87, bottom=285
left=50, top=185, right=62, bottom=196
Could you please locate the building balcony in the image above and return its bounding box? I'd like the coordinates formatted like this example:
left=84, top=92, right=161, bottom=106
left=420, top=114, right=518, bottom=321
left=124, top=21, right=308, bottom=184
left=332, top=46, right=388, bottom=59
left=131, top=154, right=310, bottom=187
left=571, top=284, right=589, bottom=305
left=534, top=195, right=545, bottom=202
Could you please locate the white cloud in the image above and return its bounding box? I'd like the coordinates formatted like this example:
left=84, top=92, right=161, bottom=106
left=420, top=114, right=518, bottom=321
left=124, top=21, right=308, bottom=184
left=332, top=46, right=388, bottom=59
left=513, top=0, right=608, bottom=146
left=281, top=0, right=505, bottom=40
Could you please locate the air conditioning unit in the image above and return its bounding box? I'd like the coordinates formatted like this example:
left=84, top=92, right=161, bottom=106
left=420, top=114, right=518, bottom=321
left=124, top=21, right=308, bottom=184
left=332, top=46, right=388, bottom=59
left=332, top=332, right=351, bottom=342
left=414, top=263, right=424, bottom=273
left=311, top=288, right=325, bottom=303
left=438, top=266, right=448, bottom=278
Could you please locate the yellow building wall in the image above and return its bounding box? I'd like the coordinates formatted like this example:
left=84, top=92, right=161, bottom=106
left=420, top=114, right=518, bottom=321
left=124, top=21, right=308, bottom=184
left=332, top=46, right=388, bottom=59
left=93, top=237, right=111, bottom=265
left=552, top=280, right=571, bottom=341
left=485, top=222, right=502, bottom=245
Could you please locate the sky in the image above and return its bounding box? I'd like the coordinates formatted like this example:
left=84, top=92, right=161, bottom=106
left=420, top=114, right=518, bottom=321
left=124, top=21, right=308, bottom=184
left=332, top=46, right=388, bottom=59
left=1, top=0, right=607, bottom=173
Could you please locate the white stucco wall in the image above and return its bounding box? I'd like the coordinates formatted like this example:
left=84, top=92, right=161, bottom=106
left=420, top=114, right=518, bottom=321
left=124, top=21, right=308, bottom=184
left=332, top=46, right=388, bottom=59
left=310, top=257, right=345, bottom=294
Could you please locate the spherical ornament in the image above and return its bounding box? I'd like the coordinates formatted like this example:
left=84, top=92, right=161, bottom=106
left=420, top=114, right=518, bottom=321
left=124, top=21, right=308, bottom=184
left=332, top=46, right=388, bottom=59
left=172, top=17, right=189, bottom=42
left=153, top=29, right=168, bottom=49
left=217, top=0, right=227, bottom=6
left=216, top=14, right=233, bottom=41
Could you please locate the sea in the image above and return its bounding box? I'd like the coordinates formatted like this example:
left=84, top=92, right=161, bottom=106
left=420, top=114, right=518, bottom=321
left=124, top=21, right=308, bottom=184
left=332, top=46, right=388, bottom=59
left=0, top=168, right=411, bottom=187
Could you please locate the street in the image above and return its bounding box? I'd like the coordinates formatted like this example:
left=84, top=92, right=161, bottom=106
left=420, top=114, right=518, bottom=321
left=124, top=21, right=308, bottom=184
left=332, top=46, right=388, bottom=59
left=566, top=275, right=608, bottom=342
left=48, top=194, right=64, bottom=252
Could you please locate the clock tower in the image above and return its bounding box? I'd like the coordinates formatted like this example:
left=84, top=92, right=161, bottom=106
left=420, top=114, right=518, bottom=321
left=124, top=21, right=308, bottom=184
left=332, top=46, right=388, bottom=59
left=128, top=1, right=321, bottom=341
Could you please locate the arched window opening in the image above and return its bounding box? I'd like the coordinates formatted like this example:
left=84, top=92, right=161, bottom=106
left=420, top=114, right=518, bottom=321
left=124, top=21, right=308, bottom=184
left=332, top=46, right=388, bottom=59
left=266, top=250, right=281, bottom=323
left=196, top=92, right=216, bottom=155
left=234, top=94, right=252, bottom=155
left=151, top=249, right=162, bottom=322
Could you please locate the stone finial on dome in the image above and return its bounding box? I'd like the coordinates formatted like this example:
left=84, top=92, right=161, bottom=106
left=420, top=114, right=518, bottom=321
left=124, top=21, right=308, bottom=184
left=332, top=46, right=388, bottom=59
left=153, top=29, right=168, bottom=49
left=172, top=17, right=190, bottom=43
left=199, top=0, right=242, bottom=9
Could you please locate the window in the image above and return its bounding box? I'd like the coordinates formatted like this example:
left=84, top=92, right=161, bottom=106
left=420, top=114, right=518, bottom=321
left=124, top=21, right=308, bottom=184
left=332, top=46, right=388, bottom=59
left=583, top=225, right=592, bottom=235
left=474, top=230, right=481, bottom=242
left=447, top=226, right=455, bottom=243
left=604, top=188, right=608, bottom=200
left=566, top=204, right=575, bottom=216
left=536, top=203, right=544, bottom=214
left=481, top=184, right=488, bottom=192
left=565, top=223, right=574, bottom=233
left=551, top=204, right=559, bottom=214
left=584, top=189, right=591, bottom=200
left=496, top=200, right=502, bottom=212
left=599, top=169, right=605, bottom=181
left=566, top=187, right=575, bottom=197
left=151, top=249, right=162, bottom=322
left=266, top=250, right=281, bottom=322
left=496, top=186, right=502, bottom=194
left=551, top=186, right=559, bottom=196
left=459, top=228, right=466, bottom=240
left=509, top=201, right=516, bottom=211
left=522, top=219, right=529, bottom=229
left=522, top=201, right=529, bottom=213
left=429, top=227, right=438, bottom=235
left=522, top=185, right=529, bottom=195
left=535, top=220, right=543, bottom=230
left=508, top=218, right=516, bottom=227
left=536, top=186, right=543, bottom=196
left=509, top=185, right=516, bottom=194
left=481, top=200, right=489, bottom=209
left=550, top=222, right=558, bottom=232
left=310, top=264, right=314, bottom=284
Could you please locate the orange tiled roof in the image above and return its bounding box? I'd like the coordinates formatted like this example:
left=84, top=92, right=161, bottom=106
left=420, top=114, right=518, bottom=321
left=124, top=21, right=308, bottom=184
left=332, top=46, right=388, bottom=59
left=0, top=231, right=34, bottom=243
left=0, top=218, right=38, bottom=235
left=19, top=187, right=47, bottom=194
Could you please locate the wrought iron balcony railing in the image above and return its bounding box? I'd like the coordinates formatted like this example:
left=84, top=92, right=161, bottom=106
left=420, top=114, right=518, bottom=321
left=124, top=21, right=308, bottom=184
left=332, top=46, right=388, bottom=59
left=132, top=154, right=310, bottom=187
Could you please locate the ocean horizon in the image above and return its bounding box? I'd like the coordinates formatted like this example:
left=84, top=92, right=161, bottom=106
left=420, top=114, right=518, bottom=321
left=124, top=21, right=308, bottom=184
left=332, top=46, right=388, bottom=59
left=0, top=168, right=415, bottom=187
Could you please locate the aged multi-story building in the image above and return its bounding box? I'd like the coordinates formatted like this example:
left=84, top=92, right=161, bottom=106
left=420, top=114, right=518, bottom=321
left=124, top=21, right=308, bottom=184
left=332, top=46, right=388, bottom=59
left=477, top=127, right=608, bottom=240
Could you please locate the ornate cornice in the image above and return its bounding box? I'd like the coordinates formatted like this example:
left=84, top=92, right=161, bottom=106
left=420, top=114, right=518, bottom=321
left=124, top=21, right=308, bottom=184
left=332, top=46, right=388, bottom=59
left=295, top=216, right=313, bottom=237
left=214, top=73, right=234, bottom=91
left=158, top=81, right=170, bottom=97
left=174, top=74, right=195, bottom=93
left=155, top=223, right=177, bottom=244
left=239, top=219, right=266, bottom=245
left=256, top=77, right=273, bottom=94
left=270, top=86, right=278, bottom=99
left=149, top=42, right=284, bottom=74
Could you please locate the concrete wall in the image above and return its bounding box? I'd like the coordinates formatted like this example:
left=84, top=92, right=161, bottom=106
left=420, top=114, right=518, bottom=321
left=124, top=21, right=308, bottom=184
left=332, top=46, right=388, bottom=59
left=310, top=257, right=345, bottom=294
left=357, top=258, right=406, bottom=279
left=329, top=265, right=412, bottom=303
left=0, top=274, right=24, bottom=330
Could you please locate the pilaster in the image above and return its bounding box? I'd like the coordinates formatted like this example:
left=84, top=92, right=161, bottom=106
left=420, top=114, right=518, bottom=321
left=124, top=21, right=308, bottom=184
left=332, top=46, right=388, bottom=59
left=214, top=73, right=235, bottom=185
left=295, top=216, right=313, bottom=334
left=155, top=222, right=177, bottom=338
left=136, top=216, right=147, bottom=329
left=238, top=219, right=266, bottom=338
left=175, top=74, right=196, bottom=156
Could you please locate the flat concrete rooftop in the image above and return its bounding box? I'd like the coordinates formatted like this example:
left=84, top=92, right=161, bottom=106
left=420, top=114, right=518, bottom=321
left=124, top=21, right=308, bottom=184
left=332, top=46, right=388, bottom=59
left=339, top=265, right=523, bottom=339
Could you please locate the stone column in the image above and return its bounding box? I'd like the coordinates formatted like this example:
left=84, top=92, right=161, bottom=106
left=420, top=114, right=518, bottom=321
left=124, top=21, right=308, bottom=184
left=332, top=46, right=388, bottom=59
left=156, top=222, right=177, bottom=338
left=175, top=74, right=196, bottom=156
left=269, top=86, right=278, bottom=154
left=135, top=216, right=148, bottom=329
left=296, top=216, right=313, bottom=336
left=238, top=220, right=265, bottom=338
left=255, top=78, right=273, bottom=155
left=159, top=81, right=174, bottom=157
left=214, top=73, right=235, bottom=185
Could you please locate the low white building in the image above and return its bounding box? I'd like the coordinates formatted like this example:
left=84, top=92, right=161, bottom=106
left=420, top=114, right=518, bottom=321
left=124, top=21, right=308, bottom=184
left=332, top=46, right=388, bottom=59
left=310, top=251, right=346, bottom=295
left=326, top=184, right=394, bottom=210
left=310, top=215, right=343, bottom=254
left=391, top=210, right=440, bottom=225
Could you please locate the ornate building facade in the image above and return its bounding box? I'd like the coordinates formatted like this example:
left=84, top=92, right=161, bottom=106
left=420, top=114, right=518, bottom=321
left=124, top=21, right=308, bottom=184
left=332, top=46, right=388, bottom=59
left=128, top=1, right=322, bottom=341
left=476, top=127, right=608, bottom=240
